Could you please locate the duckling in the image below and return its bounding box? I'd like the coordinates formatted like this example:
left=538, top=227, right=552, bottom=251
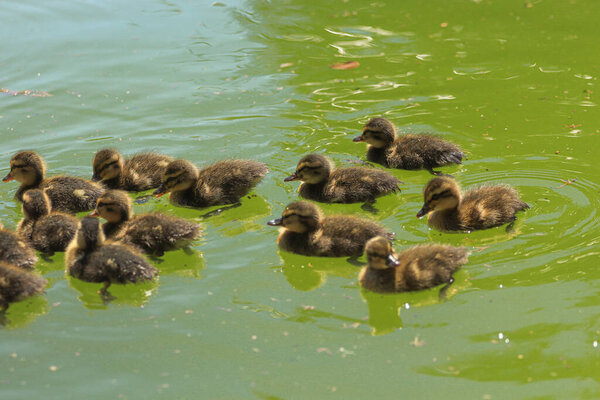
left=153, top=159, right=268, bottom=208
left=65, top=217, right=158, bottom=294
left=90, top=190, right=201, bottom=255
left=0, top=219, right=38, bottom=269
left=417, top=176, right=529, bottom=231
left=284, top=154, right=400, bottom=204
left=267, top=201, right=394, bottom=257
left=16, top=189, right=79, bottom=254
left=353, top=117, right=464, bottom=173
left=3, top=151, right=104, bottom=214
left=0, top=262, right=47, bottom=312
left=92, top=148, right=173, bottom=191
left=359, top=236, right=470, bottom=293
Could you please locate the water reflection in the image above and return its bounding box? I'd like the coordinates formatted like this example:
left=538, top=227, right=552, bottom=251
left=66, top=276, right=159, bottom=310
left=1, top=296, right=49, bottom=329
left=277, top=251, right=357, bottom=292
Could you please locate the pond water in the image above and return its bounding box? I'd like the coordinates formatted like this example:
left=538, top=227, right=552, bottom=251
left=1, top=0, right=599, bottom=398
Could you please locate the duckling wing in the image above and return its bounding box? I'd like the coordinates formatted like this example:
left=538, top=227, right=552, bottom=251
left=320, top=216, right=390, bottom=257
left=40, top=176, right=104, bottom=214
left=0, top=263, right=46, bottom=303
left=398, top=245, right=469, bottom=290
left=0, top=231, right=37, bottom=270
left=91, top=245, right=157, bottom=284
left=460, top=185, right=528, bottom=229
left=197, top=160, right=268, bottom=205
left=394, top=135, right=464, bottom=170
left=31, top=214, right=78, bottom=253
left=122, top=153, right=173, bottom=191
left=324, top=168, right=400, bottom=203
left=122, top=214, right=201, bottom=253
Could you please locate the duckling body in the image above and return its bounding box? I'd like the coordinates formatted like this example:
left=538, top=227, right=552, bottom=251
left=417, top=176, right=529, bottom=231
left=154, top=159, right=268, bottom=208
left=359, top=236, right=469, bottom=293
left=92, top=149, right=173, bottom=191
left=3, top=151, right=104, bottom=214
left=0, top=262, right=47, bottom=311
left=267, top=201, right=393, bottom=257
left=354, top=118, right=464, bottom=171
left=0, top=220, right=38, bottom=269
left=285, top=154, right=400, bottom=203
left=16, top=189, right=78, bottom=254
left=65, top=217, right=157, bottom=291
left=92, top=190, right=201, bottom=255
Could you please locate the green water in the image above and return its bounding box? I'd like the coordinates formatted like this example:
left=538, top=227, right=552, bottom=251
left=1, top=0, right=599, bottom=398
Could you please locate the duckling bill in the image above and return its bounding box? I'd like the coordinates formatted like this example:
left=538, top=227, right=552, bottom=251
left=285, top=154, right=400, bottom=204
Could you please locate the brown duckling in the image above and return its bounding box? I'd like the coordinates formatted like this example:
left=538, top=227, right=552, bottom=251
left=65, top=217, right=158, bottom=294
left=284, top=154, right=400, bottom=204
left=90, top=190, right=201, bottom=256
left=153, top=159, right=268, bottom=208
left=353, top=117, right=464, bottom=173
left=0, top=219, right=38, bottom=269
left=359, top=236, right=470, bottom=293
left=92, top=148, right=173, bottom=191
left=267, top=201, right=393, bottom=257
left=16, top=189, right=79, bottom=254
left=0, top=262, right=47, bottom=312
left=417, top=176, right=529, bottom=231
left=3, top=151, right=104, bottom=214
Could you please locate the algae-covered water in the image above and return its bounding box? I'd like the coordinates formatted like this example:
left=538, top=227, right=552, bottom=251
left=1, top=0, right=599, bottom=398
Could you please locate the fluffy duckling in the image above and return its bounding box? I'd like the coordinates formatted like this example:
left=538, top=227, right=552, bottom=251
left=417, top=176, right=529, bottom=231
left=90, top=190, right=201, bottom=256
left=0, top=219, right=38, bottom=269
left=3, top=151, right=104, bottom=214
left=16, top=189, right=79, bottom=254
left=65, top=217, right=158, bottom=294
left=267, top=201, right=393, bottom=257
left=359, top=236, right=470, bottom=293
left=0, top=262, right=47, bottom=312
left=285, top=154, right=400, bottom=203
left=92, top=148, right=173, bottom=191
left=354, top=117, right=464, bottom=173
left=153, top=159, right=268, bottom=208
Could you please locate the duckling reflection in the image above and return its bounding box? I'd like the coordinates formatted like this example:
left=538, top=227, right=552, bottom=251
left=267, top=201, right=393, bottom=257
left=0, top=218, right=38, bottom=269
left=153, top=159, right=268, bottom=208
left=417, top=176, right=529, bottom=232
left=3, top=151, right=104, bottom=214
left=17, top=189, right=78, bottom=255
left=285, top=154, right=400, bottom=204
left=354, top=117, right=464, bottom=174
left=278, top=251, right=357, bottom=291
left=92, top=149, right=173, bottom=191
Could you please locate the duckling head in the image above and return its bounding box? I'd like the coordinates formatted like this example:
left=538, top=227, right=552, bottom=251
left=284, top=154, right=332, bottom=184
left=22, top=189, right=51, bottom=220
left=417, top=177, right=461, bottom=218
left=353, top=118, right=396, bottom=148
left=365, top=236, right=400, bottom=270
left=75, top=216, right=106, bottom=250
left=153, top=160, right=199, bottom=198
left=90, top=190, right=131, bottom=223
left=92, top=148, right=124, bottom=182
left=267, top=201, right=322, bottom=233
left=3, top=151, right=45, bottom=185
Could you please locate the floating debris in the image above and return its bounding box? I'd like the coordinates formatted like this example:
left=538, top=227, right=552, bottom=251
left=330, top=61, right=360, bottom=70
left=1, top=88, right=52, bottom=97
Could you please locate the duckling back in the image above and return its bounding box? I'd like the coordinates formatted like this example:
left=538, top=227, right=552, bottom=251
left=117, top=214, right=201, bottom=255
left=374, top=135, right=464, bottom=170
left=38, top=176, right=104, bottom=214
left=120, top=153, right=173, bottom=191
left=303, top=167, right=400, bottom=203
left=187, top=159, right=268, bottom=207
left=0, top=262, right=46, bottom=309
left=458, top=185, right=529, bottom=230
left=29, top=214, right=79, bottom=254
left=0, top=229, right=38, bottom=269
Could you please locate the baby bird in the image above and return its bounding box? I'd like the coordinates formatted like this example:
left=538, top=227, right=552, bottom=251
left=0, top=219, right=38, bottom=269
left=359, top=236, right=470, bottom=294
left=267, top=201, right=393, bottom=257
left=417, top=176, right=529, bottom=231
left=65, top=217, right=158, bottom=294
left=3, top=151, right=104, bottom=214
left=354, top=117, right=464, bottom=173
left=0, top=262, right=47, bottom=312
left=285, top=154, right=400, bottom=203
left=153, top=159, right=268, bottom=208
left=17, top=189, right=79, bottom=254
left=90, top=190, right=201, bottom=256
left=92, top=148, right=173, bottom=191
